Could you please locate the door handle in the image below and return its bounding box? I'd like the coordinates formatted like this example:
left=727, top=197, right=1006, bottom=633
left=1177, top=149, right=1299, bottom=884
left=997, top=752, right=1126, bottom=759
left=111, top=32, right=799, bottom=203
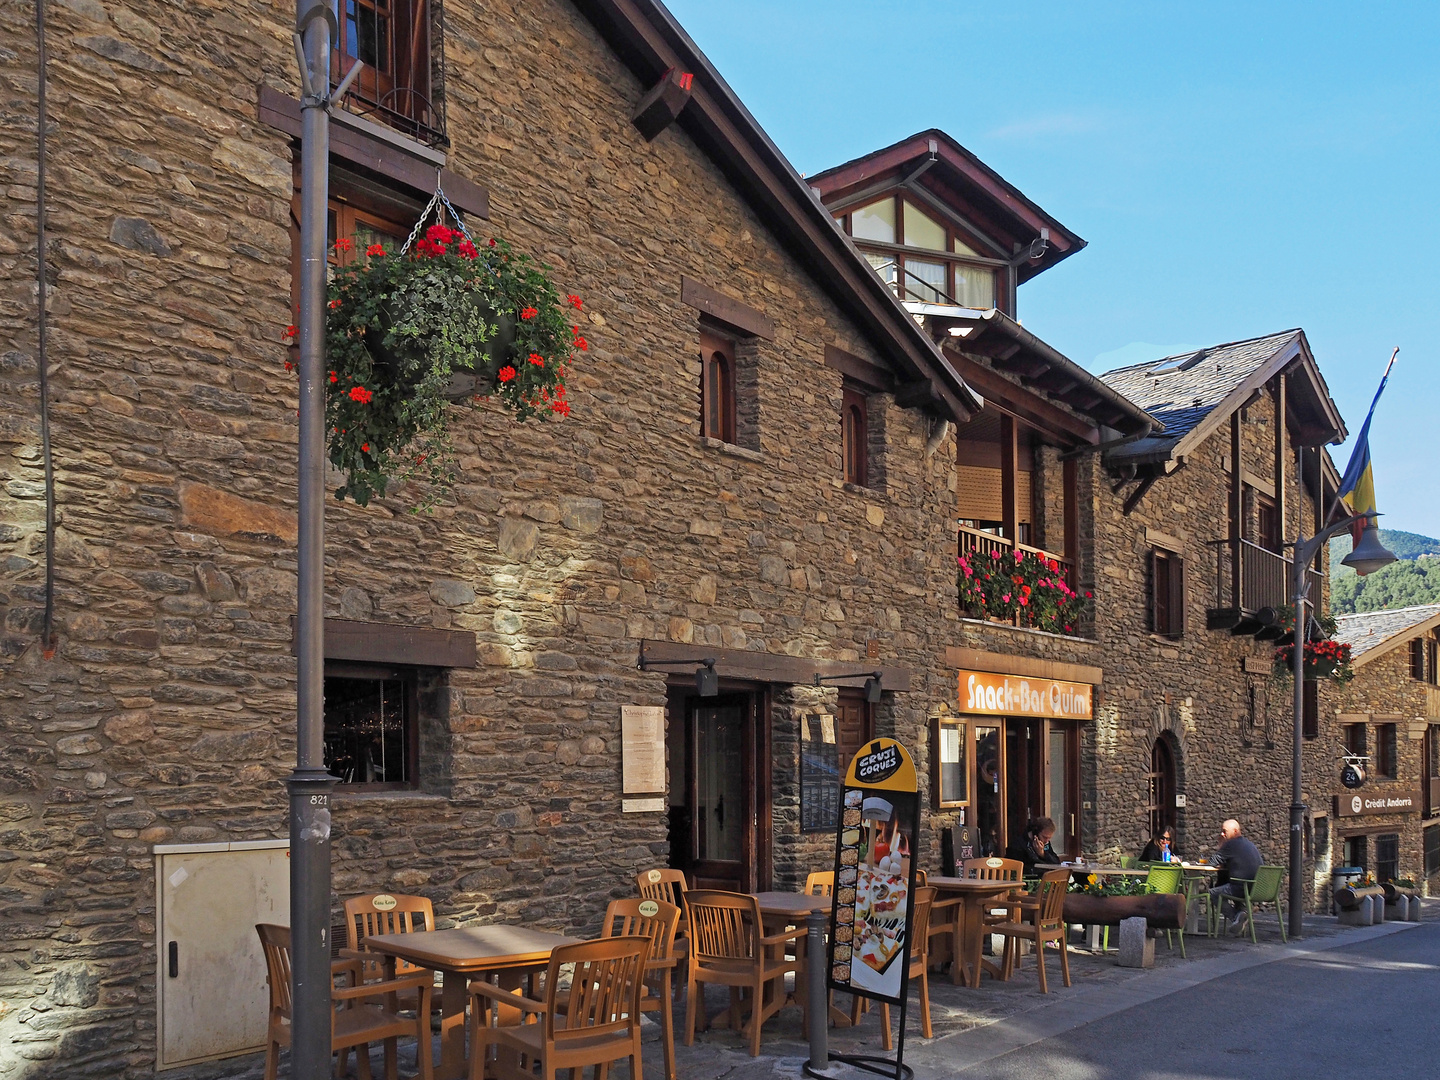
left=168, top=941, right=178, bottom=978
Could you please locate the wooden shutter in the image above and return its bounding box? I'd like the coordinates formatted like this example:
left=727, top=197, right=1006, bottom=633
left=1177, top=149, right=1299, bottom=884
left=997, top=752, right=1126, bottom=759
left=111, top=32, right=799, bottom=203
left=1414, top=639, right=1427, bottom=681
left=1149, top=550, right=1164, bottom=635
left=1302, top=678, right=1318, bottom=740
left=1168, top=554, right=1185, bottom=638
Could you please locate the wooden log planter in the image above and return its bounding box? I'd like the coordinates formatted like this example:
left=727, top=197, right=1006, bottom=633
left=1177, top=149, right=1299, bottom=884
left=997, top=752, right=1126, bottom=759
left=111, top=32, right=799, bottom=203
left=1062, top=892, right=1186, bottom=930
left=1334, top=885, right=1386, bottom=912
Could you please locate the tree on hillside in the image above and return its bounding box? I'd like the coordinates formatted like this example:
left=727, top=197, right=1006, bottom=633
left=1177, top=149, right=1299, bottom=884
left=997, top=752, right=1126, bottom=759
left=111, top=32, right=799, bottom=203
left=1331, top=556, right=1440, bottom=613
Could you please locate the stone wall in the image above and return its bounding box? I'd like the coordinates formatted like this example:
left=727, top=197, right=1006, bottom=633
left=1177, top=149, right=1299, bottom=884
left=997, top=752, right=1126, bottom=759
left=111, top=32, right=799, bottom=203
left=0, top=0, right=965, bottom=1073
left=1318, top=643, right=1437, bottom=899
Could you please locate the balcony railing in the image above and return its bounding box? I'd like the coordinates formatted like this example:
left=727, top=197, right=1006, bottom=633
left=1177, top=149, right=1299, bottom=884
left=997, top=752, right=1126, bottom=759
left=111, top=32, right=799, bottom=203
left=958, top=524, right=1081, bottom=632
left=1206, top=538, right=1322, bottom=634
left=333, top=0, right=448, bottom=148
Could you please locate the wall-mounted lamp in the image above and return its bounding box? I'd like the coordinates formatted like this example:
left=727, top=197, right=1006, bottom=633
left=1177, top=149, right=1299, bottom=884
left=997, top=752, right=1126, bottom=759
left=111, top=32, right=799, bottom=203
left=639, top=654, right=719, bottom=697
left=813, top=669, right=884, bottom=704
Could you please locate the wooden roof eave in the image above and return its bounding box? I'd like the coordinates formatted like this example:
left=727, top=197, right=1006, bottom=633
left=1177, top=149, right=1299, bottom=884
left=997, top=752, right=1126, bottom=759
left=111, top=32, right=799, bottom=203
left=573, top=0, right=981, bottom=422
left=941, top=310, right=1156, bottom=438
left=1349, top=609, right=1440, bottom=670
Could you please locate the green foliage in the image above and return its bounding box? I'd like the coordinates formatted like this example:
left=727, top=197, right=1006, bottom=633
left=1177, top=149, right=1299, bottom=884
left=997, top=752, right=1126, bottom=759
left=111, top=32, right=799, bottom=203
left=957, top=547, right=1090, bottom=634
left=315, top=227, right=579, bottom=508
left=1330, top=529, right=1440, bottom=582
left=1331, top=556, right=1440, bottom=614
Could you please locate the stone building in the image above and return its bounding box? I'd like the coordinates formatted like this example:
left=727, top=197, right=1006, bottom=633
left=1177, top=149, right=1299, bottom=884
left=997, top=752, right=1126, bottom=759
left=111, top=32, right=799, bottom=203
left=1092, top=331, right=1349, bottom=883
left=1324, top=604, right=1440, bottom=896
left=0, top=0, right=1005, bottom=1073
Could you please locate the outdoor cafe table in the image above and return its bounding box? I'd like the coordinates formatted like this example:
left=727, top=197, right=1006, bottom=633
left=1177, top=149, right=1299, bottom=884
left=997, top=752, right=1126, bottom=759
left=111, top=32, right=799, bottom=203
left=926, top=877, right=1022, bottom=988
left=365, top=924, right=581, bottom=1080
left=750, top=892, right=849, bottom=1027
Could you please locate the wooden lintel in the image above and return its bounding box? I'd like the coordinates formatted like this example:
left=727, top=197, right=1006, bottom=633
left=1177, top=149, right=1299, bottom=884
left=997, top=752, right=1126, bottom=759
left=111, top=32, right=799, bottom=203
left=680, top=275, right=776, bottom=339
left=824, top=344, right=894, bottom=393
left=632, top=66, right=693, bottom=141
left=944, top=646, right=1102, bottom=686
left=289, top=617, right=478, bottom=668
left=257, top=84, right=489, bottom=219
left=894, top=380, right=941, bottom=410
left=639, top=640, right=912, bottom=692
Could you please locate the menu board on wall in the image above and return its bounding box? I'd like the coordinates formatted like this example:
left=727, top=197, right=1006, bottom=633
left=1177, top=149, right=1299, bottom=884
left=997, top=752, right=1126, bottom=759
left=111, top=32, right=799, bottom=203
left=826, top=738, right=921, bottom=1008
left=621, top=705, right=665, bottom=798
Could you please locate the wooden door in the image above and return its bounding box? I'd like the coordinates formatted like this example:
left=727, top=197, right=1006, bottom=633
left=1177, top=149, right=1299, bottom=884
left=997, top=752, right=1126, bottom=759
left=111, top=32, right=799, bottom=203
left=679, top=691, right=769, bottom=892
left=1004, top=718, right=1043, bottom=855
left=157, top=843, right=290, bottom=1068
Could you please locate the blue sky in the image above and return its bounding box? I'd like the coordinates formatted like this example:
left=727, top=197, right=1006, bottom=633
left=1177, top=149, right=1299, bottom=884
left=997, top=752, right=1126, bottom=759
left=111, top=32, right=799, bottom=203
left=666, top=0, right=1440, bottom=537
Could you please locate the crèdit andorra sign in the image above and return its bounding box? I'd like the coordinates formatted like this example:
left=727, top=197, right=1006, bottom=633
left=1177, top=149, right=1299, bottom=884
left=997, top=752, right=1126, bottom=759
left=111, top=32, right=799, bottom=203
left=959, top=670, right=1093, bottom=720
left=1336, top=789, right=1421, bottom=817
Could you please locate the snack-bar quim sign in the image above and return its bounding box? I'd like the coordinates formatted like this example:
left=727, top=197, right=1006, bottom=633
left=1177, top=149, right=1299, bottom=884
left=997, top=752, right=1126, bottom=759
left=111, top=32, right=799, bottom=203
left=960, top=669, right=1092, bottom=720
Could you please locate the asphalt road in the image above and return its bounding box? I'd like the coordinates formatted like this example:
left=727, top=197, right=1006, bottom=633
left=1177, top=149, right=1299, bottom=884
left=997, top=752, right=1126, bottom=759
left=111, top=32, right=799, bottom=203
left=965, top=921, right=1440, bottom=1079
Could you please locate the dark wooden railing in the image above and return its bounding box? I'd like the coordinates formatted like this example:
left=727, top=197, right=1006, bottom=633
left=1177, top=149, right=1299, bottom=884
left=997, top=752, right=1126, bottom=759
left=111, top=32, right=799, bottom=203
left=1207, top=538, right=1322, bottom=617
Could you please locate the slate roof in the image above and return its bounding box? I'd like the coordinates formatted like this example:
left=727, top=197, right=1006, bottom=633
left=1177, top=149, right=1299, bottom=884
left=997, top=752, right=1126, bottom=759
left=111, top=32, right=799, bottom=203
left=1097, top=331, right=1302, bottom=464
left=1334, top=604, right=1440, bottom=661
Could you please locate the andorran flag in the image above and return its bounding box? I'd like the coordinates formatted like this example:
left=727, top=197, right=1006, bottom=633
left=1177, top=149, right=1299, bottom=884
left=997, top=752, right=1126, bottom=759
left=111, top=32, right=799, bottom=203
left=1336, top=348, right=1398, bottom=541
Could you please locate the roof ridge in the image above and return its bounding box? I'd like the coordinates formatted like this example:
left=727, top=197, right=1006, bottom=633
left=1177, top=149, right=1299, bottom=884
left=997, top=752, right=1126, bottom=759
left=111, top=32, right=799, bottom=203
left=1097, top=329, right=1303, bottom=379
left=1336, top=603, right=1440, bottom=620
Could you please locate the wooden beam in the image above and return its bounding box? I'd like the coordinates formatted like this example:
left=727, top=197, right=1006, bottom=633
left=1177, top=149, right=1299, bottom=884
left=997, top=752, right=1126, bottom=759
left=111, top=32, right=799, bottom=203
left=1275, top=374, right=1287, bottom=544
left=944, top=646, right=1103, bottom=686
left=632, top=66, right=693, bottom=141
left=680, top=275, right=775, bottom=340
left=289, top=617, right=477, bottom=668
left=1001, top=414, right=1019, bottom=543
left=944, top=349, right=1098, bottom=445
left=1230, top=413, right=1243, bottom=609
left=824, top=344, right=894, bottom=393
left=639, top=640, right=912, bottom=692
left=1063, top=457, right=1079, bottom=588
left=256, top=85, right=489, bottom=219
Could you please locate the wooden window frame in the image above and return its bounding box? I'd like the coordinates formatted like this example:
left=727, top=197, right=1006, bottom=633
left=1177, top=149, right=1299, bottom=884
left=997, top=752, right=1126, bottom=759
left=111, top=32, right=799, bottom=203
left=1256, top=493, right=1281, bottom=553
left=1375, top=723, right=1398, bottom=781
left=331, top=0, right=441, bottom=142
left=799, top=690, right=872, bottom=833
left=1375, top=832, right=1400, bottom=884
left=1150, top=547, right=1185, bottom=639
left=1412, top=638, right=1426, bottom=681
left=1425, top=823, right=1440, bottom=877
left=1302, top=678, right=1318, bottom=740
left=1426, top=724, right=1440, bottom=817
left=700, top=329, right=737, bottom=445
left=1344, top=722, right=1368, bottom=758
left=931, top=717, right=968, bottom=810
left=323, top=660, right=421, bottom=791
left=841, top=386, right=869, bottom=487
left=1428, top=635, right=1439, bottom=686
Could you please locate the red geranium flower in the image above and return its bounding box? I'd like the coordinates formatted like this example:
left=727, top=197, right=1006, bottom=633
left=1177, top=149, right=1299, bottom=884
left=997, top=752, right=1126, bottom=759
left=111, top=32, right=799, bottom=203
left=528, top=352, right=545, bottom=366
left=573, top=336, right=588, bottom=351
left=457, top=239, right=479, bottom=259
left=328, top=298, right=342, bottom=309
left=497, top=365, right=516, bottom=383
left=366, top=243, right=385, bottom=257
left=567, top=294, right=582, bottom=308
left=520, top=307, right=539, bottom=320
left=334, top=237, right=354, bottom=253
left=282, top=324, right=297, bottom=342
left=361, top=443, right=370, bottom=453
left=348, top=386, right=373, bottom=404
left=329, top=371, right=338, bottom=384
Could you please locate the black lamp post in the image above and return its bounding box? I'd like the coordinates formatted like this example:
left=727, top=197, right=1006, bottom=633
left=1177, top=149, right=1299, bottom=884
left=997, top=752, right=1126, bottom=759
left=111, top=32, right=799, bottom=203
left=1286, top=512, right=1394, bottom=939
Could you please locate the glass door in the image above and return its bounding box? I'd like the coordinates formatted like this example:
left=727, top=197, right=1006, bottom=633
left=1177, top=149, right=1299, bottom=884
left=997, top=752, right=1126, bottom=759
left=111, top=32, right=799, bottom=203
left=974, top=725, right=1002, bottom=857
left=677, top=692, right=766, bottom=892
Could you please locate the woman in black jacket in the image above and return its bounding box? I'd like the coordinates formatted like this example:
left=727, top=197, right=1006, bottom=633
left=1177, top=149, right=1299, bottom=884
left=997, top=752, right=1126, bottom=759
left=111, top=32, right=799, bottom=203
left=1014, top=816, right=1058, bottom=876
left=1140, top=826, right=1178, bottom=863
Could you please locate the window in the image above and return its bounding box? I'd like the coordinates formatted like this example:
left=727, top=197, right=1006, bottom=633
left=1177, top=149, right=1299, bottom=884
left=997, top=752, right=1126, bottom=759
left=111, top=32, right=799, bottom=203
left=1302, top=679, right=1318, bottom=740
left=801, top=691, right=872, bottom=831
left=323, top=662, right=418, bottom=788
left=1147, top=736, right=1177, bottom=842
left=1427, top=725, right=1440, bottom=816
left=329, top=201, right=407, bottom=266
left=1376, top=833, right=1400, bottom=883
left=838, top=193, right=998, bottom=310
left=700, top=330, right=736, bottom=444
left=1149, top=548, right=1184, bottom=639
left=1343, top=833, right=1367, bottom=873
left=1376, top=723, right=1398, bottom=780
left=932, top=718, right=968, bottom=809
left=1426, top=824, right=1440, bottom=878
left=1412, top=638, right=1426, bottom=681
left=1256, top=494, right=1281, bottom=553
left=1429, top=635, right=1439, bottom=685
left=1344, top=723, right=1368, bottom=758
left=333, top=0, right=445, bottom=145
left=841, top=387, right=868, bottom=487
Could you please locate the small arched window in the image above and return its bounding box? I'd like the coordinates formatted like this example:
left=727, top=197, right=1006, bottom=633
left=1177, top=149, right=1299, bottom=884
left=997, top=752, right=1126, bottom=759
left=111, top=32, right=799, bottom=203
left=841, top=388, right=868, bottom=487
left=1148, top=736, right=1178, bottom=841
left=700, top=331, right=736, bottom=444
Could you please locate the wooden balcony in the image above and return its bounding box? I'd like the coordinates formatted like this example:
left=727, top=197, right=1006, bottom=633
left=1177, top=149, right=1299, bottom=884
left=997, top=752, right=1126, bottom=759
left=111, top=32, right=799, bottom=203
left=958, top=525, right=1078, bottom=632
left=1205, top=538, right=1322, bottom=636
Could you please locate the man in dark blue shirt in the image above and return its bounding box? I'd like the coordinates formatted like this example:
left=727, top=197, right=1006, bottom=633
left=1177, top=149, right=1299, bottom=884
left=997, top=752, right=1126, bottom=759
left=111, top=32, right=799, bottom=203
left=1209, top=818, right=1263, bottom=933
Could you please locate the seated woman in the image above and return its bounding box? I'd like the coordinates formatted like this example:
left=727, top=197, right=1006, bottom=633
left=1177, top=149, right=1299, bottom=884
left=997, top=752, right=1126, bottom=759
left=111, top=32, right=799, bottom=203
left=1140, top=826, right=1178, bottom=863
left=1013, top=817, right=1058, bottom=877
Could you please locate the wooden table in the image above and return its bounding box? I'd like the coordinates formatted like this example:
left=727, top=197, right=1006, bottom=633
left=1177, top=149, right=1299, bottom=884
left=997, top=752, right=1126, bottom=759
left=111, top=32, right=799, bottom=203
left=749, top=892, right=838, bottom=1028
left=365, top=924, right=580, bottom=1080
left=926, top=878, right=1020, bottom=987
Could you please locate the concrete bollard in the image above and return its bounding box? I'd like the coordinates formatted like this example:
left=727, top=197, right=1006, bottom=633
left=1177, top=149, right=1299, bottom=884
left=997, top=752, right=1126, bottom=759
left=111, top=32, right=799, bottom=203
left=1388, top=897, right=1407, bottom=922
left=1117, top=917, right=1154, bottom=968
left=1372, top=895, right=1385, bottom=924
left=805, top=910, right=828, bottom=1073
left=1409, top=896, right=1424, bottom=922
left=1337, top=895, right=1371, bottom=927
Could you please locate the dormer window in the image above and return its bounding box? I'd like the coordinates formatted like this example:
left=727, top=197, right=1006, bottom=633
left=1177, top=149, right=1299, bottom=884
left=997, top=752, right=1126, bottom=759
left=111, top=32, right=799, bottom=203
left=836, top=194, right=997, bottom=310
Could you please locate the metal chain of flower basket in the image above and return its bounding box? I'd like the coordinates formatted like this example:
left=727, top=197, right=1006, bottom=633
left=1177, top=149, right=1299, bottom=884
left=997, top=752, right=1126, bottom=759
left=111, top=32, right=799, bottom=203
left=399, top=171, right=477, bottom=256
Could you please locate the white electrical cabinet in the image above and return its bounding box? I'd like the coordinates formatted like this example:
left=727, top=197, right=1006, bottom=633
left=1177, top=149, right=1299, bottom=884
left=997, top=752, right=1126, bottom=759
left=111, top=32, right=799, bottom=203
left=154, top=840, right=290, bottom=1070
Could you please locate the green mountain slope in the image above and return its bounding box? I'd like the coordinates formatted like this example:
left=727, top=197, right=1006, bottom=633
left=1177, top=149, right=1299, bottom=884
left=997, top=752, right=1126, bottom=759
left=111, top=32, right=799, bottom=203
left=1329, top=529, right=1440, bottom=613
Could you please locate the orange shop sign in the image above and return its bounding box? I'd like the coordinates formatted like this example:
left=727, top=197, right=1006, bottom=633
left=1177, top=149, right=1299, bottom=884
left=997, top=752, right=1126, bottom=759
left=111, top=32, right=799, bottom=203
left=959, top=670, right=1093, bottom=720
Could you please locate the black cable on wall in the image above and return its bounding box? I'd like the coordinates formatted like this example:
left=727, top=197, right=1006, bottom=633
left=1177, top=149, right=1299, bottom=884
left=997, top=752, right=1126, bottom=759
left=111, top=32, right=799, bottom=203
left=35, top=0, right=57, bottom=658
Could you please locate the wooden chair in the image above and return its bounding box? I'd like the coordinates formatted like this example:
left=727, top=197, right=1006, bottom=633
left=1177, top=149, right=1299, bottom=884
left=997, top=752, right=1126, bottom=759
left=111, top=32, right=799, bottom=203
left=469, top=936, right=649, bottom=1080
left=684, top=890, right=802, bottom=1057
left=256, top=923, right=433, bottom=1080
left=342, top=893, right=438, bottom=1003
left=804, top=871, right=834, bottom=896
left=993, top=869, right=1071, bottom=993
left=877, top=886, right=936, bottom=1050
left=961, top=856, right=1025, bottom=936
left=638, top=867, right=690, bottom=987
left=600, top=898, right=681, bottom=1080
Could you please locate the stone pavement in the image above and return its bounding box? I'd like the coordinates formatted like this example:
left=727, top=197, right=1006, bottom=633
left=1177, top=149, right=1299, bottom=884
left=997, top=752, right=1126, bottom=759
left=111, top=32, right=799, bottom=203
left=205, top=903, right=1430, bottom=1080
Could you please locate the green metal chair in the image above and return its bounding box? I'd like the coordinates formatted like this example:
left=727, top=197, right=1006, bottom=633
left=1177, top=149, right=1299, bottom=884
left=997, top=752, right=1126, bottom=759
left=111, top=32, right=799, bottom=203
left=1143, top=864, right=1187, bottom=957
left=1118, top=856, right=1138, bottom=869
left=1234, top=866, right=1288, bottom=943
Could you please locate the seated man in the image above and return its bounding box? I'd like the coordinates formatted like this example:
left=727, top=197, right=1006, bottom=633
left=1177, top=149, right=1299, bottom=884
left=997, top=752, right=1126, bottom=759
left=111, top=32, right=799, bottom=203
left=1208, top=818, right=1261, bottom=932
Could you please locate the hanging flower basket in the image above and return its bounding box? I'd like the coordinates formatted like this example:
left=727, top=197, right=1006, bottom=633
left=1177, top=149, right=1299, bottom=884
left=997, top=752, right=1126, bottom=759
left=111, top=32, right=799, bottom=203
left=285, top=197, right=584, bottom=509
left=1272, top=638, right=1353, bottom=683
